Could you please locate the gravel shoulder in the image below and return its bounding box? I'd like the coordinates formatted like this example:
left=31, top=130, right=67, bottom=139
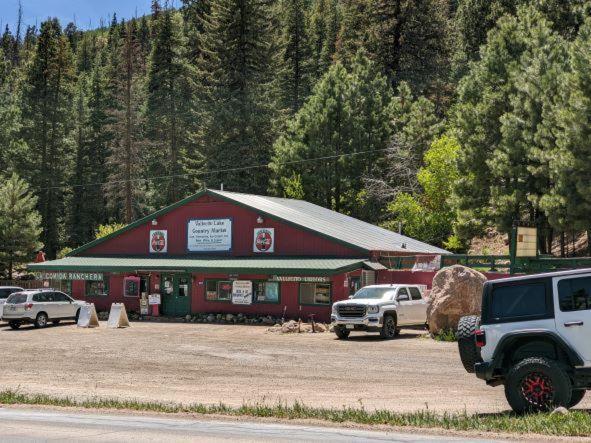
left=0, top=321, right=587, bottom=414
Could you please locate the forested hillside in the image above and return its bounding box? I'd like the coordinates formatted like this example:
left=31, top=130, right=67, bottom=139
left=1, top=0, right=591, bottom=264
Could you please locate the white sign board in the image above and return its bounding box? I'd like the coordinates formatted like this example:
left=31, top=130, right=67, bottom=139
left=253, top=228, right=274, bottom=253
left=232, top=280, right=253, bottom=305
left=107, top=303, right=130, bottom=328
left=149, top=229, right=168, bottom=253
left=148, top=293, right=161, bottom=305
left=77, top=303, right=100, bottom=328
left=187, top=218, right=232, bottom=252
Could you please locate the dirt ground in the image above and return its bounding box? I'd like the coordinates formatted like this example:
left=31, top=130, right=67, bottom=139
left=0, top=321, right=588, bottom=414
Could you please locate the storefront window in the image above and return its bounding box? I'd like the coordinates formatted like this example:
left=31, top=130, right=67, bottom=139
left=86, top=278, right=109, bottom=297
left=254, top=281, right=280, bottom=303
left=205, top=280, right=232, bottom=301
left=299, top=283, right=331, bottom=305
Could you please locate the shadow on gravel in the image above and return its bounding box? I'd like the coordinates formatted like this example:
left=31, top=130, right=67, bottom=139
left=338, top=332, right=425, bottom=341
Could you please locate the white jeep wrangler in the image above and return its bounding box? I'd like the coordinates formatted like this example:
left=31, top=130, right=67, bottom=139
left=458, top=269, right=591, bottom=413
left=331, top=284, right=428, bottom=339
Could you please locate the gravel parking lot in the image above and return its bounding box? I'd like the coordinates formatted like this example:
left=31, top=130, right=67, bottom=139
left=0, top=321, right=587, bottom=414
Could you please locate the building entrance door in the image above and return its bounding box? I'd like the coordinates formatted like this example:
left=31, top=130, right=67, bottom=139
left=161, top=274, right=191, bottom=317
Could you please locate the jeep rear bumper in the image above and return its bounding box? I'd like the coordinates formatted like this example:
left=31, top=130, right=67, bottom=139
left=475, top=361, right=494, bottom=381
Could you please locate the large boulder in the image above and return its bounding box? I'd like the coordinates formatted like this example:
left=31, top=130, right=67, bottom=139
left=427, top=265, right=487, bottom=333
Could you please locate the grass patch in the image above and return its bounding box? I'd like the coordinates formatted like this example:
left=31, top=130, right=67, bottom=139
left=432, top=329, right=457, bottom=342
left=0, top=390, right=590, bottom=436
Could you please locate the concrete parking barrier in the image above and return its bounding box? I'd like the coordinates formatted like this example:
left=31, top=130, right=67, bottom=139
left=77, top=303, right=100, bottom=328
left=107, top=303, right=130, bottom=328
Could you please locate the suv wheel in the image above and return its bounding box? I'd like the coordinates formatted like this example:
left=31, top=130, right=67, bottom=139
left=334, top=326, right=350, bottom=339
left=569, top=389, right=586, bottom=408
left=505, top=357, right=572, bottom=414
left=34, top=312, right=48, bottom=329
left=8, top=321, right=21, bottom=330
left=457, top=315, right=483, bottom=373
left=380, top=314, right=398, bottom=339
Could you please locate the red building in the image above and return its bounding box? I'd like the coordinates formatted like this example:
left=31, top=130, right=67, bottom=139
left=28, top=189, right=448, bottom=321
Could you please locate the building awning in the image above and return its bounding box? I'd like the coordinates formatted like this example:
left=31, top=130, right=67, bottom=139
left=28, top=256, right=368, bottom=276
left=362, top=261, right=387, bottom=271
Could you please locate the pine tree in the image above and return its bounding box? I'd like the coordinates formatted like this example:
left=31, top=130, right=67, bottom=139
left=1, top=25, right=15, bottom=64
left=271, top=55, right=393, bottom=217
left=0, top=47, right=27, bottom=174
left=541, top=19, right=591, bottom=235
left=106, top=19, right=148, bottom=222
left=146, top=8, right=196, bottom=205
left=275, top=0, right=312, bottom=114
left=308, top=0, right=339, bottom=81
left=20, top=18, right=76, bottom=258
left=336, top=0, right=372, bottom=66
left=181, top=0, right=210, bottom=61
left=196, top=0, right=277, bottom=193
left=453, top=7, right=567, bottom=246
left=68, top=75, right=92, bottom=247
left=0, top=174, right=43, bottom=279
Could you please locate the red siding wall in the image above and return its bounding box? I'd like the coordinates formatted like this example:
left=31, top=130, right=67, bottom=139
left=82, top=194, right=362, bottom=257
left=71, top=271, right=353, bottom=322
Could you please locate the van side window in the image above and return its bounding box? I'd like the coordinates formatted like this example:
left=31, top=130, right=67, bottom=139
left=409, top=287, right=422, bottom=300
left=558, top=277, right=591, bottom=312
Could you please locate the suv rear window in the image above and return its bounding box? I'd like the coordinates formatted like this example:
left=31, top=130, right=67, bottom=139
left=6, top=293, right=27, bottom=304
left=490, top=283, right=548, bottom=321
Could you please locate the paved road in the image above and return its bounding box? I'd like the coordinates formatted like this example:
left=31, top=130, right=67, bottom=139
left=0, top=408, right=503, bottom=442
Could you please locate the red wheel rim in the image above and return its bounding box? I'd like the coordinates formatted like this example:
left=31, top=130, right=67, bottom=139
left=520, top=371, right=554, bottom=407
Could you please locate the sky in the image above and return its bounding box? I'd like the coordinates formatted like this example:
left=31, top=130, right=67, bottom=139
left=0, top=0, right=156, bottom=33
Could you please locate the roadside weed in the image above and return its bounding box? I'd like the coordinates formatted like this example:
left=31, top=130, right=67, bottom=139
left=1, top=390, right=590, bottom=436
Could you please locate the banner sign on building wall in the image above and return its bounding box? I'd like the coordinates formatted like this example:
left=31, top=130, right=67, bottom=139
left=253, top=228, right=274, bottom=253
left=232, top=280, right=253, bottom=305
left=149, top=230, right=168, bottom=253
left=269, top=276, right=330, bottom=283
left=33, top=271, right=104, bottom=281
left=187, top=218, right=232, bottom=252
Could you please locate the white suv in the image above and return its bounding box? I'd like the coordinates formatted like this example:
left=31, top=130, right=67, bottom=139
left=458, top=269, right=591, bottom=413
left=2, top=289, right=85, bottom=329
left=331, top=284, right=428, bottom=339
left=0, top=286, right=24, bottom=319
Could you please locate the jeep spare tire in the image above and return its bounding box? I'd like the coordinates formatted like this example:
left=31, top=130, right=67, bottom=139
left=457, top=315, right=483, bottom=373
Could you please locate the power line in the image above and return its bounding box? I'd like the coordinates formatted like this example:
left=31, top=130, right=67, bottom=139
left=37, top=147, right=391, bottom=192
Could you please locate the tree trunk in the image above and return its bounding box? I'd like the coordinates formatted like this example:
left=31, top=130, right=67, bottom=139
left=560, top=231, right=565, bottom=258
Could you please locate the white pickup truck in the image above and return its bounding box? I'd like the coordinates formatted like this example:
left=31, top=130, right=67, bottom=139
left=331, top=284, right=428, bottom=339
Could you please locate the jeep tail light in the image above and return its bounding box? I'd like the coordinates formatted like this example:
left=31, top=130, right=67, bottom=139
left=475, top=329, right=486, bottom=347
left=24, top=303, right=34, bottom=311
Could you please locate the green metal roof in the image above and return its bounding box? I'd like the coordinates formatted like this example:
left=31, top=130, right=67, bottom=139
left=66, top=189, right=449, bottom=257
left=28, top=257, right=367, bottom=276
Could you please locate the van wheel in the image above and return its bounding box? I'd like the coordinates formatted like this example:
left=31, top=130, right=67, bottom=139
left=8, top=321, right=21, bottom=330
left=334, top=326, right=350, bottom=339
left=34, top=312, right=48, bottom=329
left=380, top=315, right=397, bottom=339
left=505, top=357, right=571, bottom=414
left=75, top=309, right=80, bottom=322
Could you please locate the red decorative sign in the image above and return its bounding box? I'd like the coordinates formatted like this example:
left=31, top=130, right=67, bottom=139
left=149, top=230, right=167, bottom=253
left=253, top=228, right=274, bottom=253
